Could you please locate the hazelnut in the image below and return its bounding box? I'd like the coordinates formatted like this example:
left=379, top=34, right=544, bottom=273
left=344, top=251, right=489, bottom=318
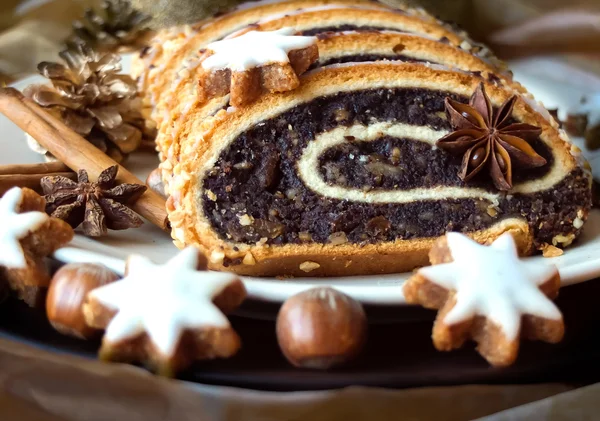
left=276, top=287, right=367, bottom=369
left=46, top=263, right=119, bottom=339
left=146, top=168, right=166, bottom=198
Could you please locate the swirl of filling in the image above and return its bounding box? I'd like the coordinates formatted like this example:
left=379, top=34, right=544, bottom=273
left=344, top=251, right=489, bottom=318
left=200, top=87, right=589, bottom=248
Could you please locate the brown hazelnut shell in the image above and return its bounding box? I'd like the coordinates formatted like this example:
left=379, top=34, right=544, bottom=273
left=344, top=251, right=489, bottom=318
left=276, top=287, right=367, bottom=369
left=46, top=263, right=119, bottom=339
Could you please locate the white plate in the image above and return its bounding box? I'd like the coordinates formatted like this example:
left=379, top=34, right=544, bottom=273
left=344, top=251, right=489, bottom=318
left=3, top=56, right=600, bottom=305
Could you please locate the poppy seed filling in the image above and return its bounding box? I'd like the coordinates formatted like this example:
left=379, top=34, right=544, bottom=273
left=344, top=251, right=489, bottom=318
left=201, top=88, right=590, bottom=247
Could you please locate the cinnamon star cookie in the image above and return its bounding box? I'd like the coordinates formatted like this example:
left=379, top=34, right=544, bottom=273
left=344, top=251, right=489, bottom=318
left=0, top=187, right=73, bottom=307
left=403, top=232, right=564, bottom=366
left=83, top=247, right=246, bottom=376
left=199, top=28, right=319, bottom=106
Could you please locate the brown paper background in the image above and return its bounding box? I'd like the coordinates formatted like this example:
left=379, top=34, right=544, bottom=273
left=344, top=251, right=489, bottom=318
left=0, top=337, right=583, bottom=421
left=0, top=1, right=599, bottom=420
left=1, top=0, right=599, bottom=83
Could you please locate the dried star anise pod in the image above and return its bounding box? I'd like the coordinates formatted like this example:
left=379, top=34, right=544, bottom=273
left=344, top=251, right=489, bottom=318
left=24, top=44, right=155, bottom=163
left=41, top=166, right=147, bottom=237
left=437, top=83, right=546, bottom=191
left=68, top=0, right=151, bottom=51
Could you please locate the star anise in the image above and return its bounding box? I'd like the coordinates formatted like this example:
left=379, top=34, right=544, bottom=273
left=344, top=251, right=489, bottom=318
left=41, top=166, right=147, bottom=237
left=437, top=83, right=546, bottom=191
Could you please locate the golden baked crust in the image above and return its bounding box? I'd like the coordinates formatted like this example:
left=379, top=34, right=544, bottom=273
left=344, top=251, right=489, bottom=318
left=141, top=1, right=485, bottom=131
left=164, top=63, right=588, bottom=276
left=138, top=1, right=398, bottom=110
left=315, top=31, right=503, bottom=74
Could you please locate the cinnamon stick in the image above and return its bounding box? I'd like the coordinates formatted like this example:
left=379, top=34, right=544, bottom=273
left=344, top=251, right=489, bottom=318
left=0, top=161, right=70, bottom=175
left=0, top=88, right=169, bottom=232
left=0, top=173, right=75, bottom=196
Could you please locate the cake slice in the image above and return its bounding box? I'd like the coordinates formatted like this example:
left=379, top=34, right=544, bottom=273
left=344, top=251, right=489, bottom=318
left=138, top=1, right=591, bottom=277
left=166, top=62, right=591, bottom=276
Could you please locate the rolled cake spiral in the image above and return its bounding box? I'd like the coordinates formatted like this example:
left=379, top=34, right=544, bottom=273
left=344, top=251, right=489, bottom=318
left=138, top=1, right=592, bottom=277
left=152, top=30, right=513, bottom=194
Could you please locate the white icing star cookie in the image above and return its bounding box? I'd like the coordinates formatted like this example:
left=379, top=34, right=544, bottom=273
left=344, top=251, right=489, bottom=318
left=84, top=247, right=246, bottom=375
left=203, top=28, right=317, bottom=72
left=198, top=27, right=319, bottom=107
left=0, top=187, right=48, bottom=268
left=404, top=232, right=565, bottom=366
left=0, top=187, right=73, bottom=307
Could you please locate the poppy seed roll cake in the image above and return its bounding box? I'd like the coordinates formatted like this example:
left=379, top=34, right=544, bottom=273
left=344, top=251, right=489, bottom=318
left=138, top=1, right=592, bottom=276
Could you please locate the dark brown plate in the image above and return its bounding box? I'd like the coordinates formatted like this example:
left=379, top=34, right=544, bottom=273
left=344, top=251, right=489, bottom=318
left=0, top=280, right=599, bottom=391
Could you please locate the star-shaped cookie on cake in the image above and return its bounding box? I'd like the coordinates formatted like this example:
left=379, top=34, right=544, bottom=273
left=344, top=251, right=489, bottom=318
left=403, top=232, right=564, bottom=366
left=83, top=247, right=247, bottom=376
left=198, top=28, right=319, bottom=106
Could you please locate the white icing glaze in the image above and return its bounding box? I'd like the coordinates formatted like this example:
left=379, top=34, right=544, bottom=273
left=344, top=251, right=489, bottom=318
left=202, top=28, right=317, bottom=72
left=0, top=187, right=49, bottom=269
left=419, top=233, right=562, bottom=340
left=88, top=247, right=240, bottom=356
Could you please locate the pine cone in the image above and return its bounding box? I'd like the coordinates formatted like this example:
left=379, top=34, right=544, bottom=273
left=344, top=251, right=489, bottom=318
left=68, top=0, right=152, bottom=51
left=24, top=45, right=155, bottom=163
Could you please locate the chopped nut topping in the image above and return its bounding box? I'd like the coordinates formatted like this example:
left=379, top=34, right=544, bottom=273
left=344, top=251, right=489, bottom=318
left=238, top=214, right=254, bottom=226
left=206, top=190, right=217, bottom=201
left=298, top=231, right=312, bottom=242
left=365, top=161, right=403, bottom=177
left=243, top=253, right=256, bottom=266
left=210, top=250, right=225, bottom=264
left=366, top=216, right=391, bottom=235
left=487, top=206, right=498, bottom=217
left=390, top=147, right=401, bottom=165
left=286, top=189, right=299, bottom=200
left=435, top=111, right=447, bottom=120
left=328, top=232, right=348, bottom=245
left=299, top=261, right=321, bottom=273
left=334, top=108, right=349, bottom=122
left=552, top=233, right=575, bottom=247
left=542, top=244, right=564, bottom=258
left=233, top=161, right=253, bottom=170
